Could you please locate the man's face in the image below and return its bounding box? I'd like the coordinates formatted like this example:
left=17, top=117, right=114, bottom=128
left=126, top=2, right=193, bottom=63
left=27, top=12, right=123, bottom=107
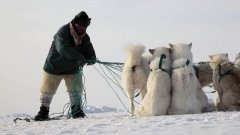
left=74, top=20, right=88, bottom=36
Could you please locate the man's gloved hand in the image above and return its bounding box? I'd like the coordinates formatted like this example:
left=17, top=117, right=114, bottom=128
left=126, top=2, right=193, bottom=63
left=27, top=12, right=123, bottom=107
left=86, top=57, right=96, bottom=65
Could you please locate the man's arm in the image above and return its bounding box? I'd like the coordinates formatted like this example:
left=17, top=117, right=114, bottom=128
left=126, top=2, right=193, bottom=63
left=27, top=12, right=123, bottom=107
left=84, top=35, right=96, bottom=65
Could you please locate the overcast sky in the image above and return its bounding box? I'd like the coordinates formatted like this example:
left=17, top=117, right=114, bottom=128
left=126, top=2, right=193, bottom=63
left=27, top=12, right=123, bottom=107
left=0, top=0, right=240, bottom=116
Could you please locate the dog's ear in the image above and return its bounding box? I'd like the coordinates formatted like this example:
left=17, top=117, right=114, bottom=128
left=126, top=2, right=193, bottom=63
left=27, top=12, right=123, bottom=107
left=209, top=55, right=214, bottom=60
left=149, top=49, right=155, bottom=55
left=169, top=43, right=174, bottom=49
left=188, top=42, right=192, bottom=49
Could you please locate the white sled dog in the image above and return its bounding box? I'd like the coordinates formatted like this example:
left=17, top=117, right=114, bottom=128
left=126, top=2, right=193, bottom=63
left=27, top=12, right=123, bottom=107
left=209, top=53, right=240, bottom=110
left=135, top=47, right=171, bottom=116
left=170, top=42, right=213, bottom=87
left=122, top=44, right=152, bottom=115
left=168, top=43, right=208, bottom=114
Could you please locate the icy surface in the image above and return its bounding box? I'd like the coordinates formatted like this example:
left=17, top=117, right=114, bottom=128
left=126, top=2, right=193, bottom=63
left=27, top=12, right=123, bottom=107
left=1, top=106, right=240, bottom=135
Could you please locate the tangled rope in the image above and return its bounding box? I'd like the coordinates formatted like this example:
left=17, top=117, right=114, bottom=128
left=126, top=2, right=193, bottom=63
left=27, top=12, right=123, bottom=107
left=49, top=67, right=87, bottom=119
left=93, top=59, right=132, bottom=113
left=14, top=67, right=87, bottom=123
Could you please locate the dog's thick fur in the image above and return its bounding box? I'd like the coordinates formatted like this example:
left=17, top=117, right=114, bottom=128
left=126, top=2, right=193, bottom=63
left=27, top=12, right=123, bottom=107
left=168, top=58, right=203, bottom=114
left=135, top=47, right=171, bottom=116
left=194, top=62, right=213, bottom=87
left=232, top=53, right=240, bottom=80
left=234, top=53, right=240, bottom=68
left=210, top=53, right=240, bottom=110
left=168, top=43, right=208, bottom=114
left=220, top=53, right=240, bottom=82
left=122, top=44, right=152, bottom=114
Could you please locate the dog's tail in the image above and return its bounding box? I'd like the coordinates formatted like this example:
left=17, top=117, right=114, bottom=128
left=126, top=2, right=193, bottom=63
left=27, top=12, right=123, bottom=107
left=143, top=53, right=154, bottom=64
left=125, top=44, right=146, bottom=59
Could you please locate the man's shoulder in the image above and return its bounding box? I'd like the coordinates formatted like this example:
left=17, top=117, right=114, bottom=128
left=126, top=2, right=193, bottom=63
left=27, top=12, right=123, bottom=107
left=55, top=23, right=70, bottom=37
left=84, top=34, right=90, bottom=40
left=58, top=23, right=70, bottom=33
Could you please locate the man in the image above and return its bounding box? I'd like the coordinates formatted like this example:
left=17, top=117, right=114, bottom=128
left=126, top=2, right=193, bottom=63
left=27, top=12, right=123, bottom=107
left=34, top=11, right=96, bottom=121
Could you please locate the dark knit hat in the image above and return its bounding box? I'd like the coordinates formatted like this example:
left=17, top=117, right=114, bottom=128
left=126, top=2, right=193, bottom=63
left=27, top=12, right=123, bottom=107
left=72, top=11, right=91, bottom=26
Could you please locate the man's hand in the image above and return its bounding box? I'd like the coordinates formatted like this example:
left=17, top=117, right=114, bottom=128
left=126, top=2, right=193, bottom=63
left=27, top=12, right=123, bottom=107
left=86, top=57, right=96, bottom=65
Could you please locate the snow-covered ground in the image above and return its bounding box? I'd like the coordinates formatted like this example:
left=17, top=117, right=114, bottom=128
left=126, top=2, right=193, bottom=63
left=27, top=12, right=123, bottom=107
left=1, top=106, right=240, bottom=135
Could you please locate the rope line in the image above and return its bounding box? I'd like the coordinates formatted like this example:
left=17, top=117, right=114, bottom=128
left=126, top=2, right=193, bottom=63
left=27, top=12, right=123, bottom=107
left=95, top=60, right=143, bottom=102
left=93, top=64, right=131, bottom=113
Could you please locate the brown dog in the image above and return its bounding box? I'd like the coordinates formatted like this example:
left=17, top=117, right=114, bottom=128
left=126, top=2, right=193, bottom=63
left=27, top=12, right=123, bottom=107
left=209, top=53, right=240, bottom=111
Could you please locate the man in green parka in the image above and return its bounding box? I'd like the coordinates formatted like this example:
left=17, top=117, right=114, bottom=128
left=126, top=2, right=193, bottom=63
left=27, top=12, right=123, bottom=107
left=34, top=11, right=96, bottom=121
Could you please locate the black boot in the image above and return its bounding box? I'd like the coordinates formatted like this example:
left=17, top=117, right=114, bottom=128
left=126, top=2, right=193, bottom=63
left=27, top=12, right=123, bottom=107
left=34, top=106, right=49, bottom=121
left=71, top=105, right=85, bottom=118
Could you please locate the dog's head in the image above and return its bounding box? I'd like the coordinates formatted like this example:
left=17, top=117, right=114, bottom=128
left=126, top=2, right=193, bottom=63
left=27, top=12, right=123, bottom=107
left=149, top=47, right=171, bottom=59
left=149, top=47, right=171, bottom=70
left=234, top=53, right=240, bottom=67
left=209, top=53, right=229, bottom=70
left=169, top=42, right=193, bottom=62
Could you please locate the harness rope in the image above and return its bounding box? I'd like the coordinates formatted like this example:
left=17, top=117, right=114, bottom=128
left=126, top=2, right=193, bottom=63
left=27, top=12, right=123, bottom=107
left=96, top=59, right=147, bottom=112
left=50, top=67, right=88, bottom=119
left=93, top=64, right=131, bottom=113
left=159, top=54, right=166, bottom=69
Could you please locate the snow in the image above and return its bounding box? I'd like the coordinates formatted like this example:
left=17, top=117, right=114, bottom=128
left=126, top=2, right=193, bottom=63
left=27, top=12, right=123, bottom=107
left=1, top=106, right=240, bottom=135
